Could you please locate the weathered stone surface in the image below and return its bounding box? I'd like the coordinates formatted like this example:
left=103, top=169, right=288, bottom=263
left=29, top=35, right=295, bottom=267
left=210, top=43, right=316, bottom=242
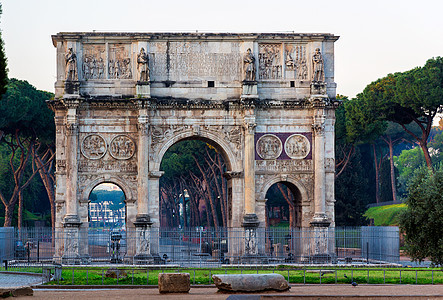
left=0, top=288, right=12, bottom=297
left=105, top=269, right=127, bottom=279
left=158, top=273, right=190, bottom=293
left=11, top=286, right=33, bottom=297
left=212, top=274, right=290, bottom=292
left=50, top=32, right=340, bottom=263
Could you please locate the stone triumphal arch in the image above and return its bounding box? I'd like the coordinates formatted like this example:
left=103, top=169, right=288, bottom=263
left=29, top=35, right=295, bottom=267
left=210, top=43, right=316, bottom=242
left=49, top=32, right=339, bottom=263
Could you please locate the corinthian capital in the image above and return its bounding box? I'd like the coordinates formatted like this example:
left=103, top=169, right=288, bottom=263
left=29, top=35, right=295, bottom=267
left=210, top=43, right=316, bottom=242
left=312, top=123, right=325, bottom=136
left=65, top=123, right=78, bottom=136
left=137, top=123, right=149, bottom=135
left=244, top=122, right=256, bottom=134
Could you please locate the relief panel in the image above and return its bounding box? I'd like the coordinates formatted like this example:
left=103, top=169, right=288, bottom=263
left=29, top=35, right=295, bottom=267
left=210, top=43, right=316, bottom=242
left=108, top=44, right=132, bottom=79
left=284, top=44, right=308, bottom=80
left=284, top=134, right=310, bottom=159
left=110, top=135, right=136, bottom=160
left=81, top=134, right=107, bottom=160
left=256, top=134, right=282, bottom=160
left=82, top=44, right=106, bottom=80
left=259, top=44, right=282, bottom=80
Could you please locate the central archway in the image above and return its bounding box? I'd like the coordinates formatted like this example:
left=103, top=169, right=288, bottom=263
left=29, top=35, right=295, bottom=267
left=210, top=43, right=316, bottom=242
left=159, top=139, right=230, bottom=228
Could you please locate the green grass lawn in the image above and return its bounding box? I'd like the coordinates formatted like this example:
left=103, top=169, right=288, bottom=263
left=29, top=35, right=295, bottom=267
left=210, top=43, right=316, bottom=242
left=45, top=267, right=443, bottom=286
left=364, top=204, right=408, bottom=226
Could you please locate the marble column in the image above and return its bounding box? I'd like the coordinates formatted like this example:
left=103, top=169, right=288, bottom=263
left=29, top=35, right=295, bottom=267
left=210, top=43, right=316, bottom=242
left=134, top=110, right=154, bottom=264
left=311, top=110, right=329, bottom=226
left=135, top=111, right=151, bottom=224
left=242, top=119, right=260, bottom=259
left=310, top=110, right=331, bottom=262
left=63, top=104, right=81, bottom=263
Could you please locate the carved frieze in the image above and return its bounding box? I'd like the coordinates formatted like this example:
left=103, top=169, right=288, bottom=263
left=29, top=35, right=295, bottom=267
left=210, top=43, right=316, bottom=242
left=108, top=44, right=132, bottom=79
left=256, top=159, right=313, bottom=173
left=284, top=134, right=310, bottom=159
left=78, top=159, right=137, bottom=173
left=81, top=134, right=107, bottom=160
left=151, top=125, right=191, bottom=147
left=82, top=44, right=106, bottom=80
left=110, top=135, right=136, bottom=160
left=259, top=44, right=282, bottom=80
left=256, top=134, right=282, bottom=160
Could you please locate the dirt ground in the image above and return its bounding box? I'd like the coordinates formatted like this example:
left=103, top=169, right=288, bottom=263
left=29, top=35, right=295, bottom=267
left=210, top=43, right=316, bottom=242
left=29, top=285, right=443, bottom=299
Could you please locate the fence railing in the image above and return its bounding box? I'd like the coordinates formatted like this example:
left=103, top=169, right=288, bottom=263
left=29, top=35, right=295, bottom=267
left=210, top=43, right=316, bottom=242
left=1, top=226, right=399, bottom=266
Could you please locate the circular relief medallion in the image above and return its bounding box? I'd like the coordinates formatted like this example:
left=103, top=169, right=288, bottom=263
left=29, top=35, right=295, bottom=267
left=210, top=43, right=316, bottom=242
left=109, top=135, right=136, bottom=160
left=81, top=134, right=107, bottom=160
left=284, top=134, right=310, bottom=159
left=256, top=134, right=283, bottom=160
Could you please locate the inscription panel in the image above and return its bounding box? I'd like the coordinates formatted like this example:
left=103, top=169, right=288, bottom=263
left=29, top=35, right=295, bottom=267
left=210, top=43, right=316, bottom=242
left=150, top=42, right=242, bottom=81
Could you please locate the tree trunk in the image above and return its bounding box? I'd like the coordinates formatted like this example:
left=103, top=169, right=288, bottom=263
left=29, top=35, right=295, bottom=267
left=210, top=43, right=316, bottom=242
left=387, top=137, right=398, bottom=203
left=193, top=156, right=219, bottom=231
left=18, top=190, right=23, bottom=230
left=372, top=144, right=381, bottom=203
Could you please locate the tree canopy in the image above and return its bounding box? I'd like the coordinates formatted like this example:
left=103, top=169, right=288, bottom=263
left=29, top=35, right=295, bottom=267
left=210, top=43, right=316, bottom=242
left=355, top=58, right=443, bottom=168
left=400, top=165, right=443, bottom=266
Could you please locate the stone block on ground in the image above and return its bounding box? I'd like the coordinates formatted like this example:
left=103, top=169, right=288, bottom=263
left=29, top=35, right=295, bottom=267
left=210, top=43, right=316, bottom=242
left=105, top=269, right=127, bottom=279
left=212, top=274, right=290, bottom=292
left=11, top=286, right=33, bottom=297
left=158, top=273, right=190, bottom=293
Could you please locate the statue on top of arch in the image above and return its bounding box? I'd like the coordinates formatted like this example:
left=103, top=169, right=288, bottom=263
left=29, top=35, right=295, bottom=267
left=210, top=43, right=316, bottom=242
left=311, top=48, right=325, bottom=83
left=137, top=47, right=150, bottom=82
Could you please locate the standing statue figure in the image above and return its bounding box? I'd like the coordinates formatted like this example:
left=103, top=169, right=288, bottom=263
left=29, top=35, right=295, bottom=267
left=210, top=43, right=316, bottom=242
left=243, top=48, right=256, bottom=81
left=311, top=48, right=324, bottom=82
left=65, top=48, right=78, bottom=81
left=137, top=48, right=150, bottom=82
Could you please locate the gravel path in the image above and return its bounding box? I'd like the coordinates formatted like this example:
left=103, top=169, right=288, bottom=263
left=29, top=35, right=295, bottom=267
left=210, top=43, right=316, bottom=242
left=31, top=285, right=443, bottom=299
left=0, top=272, right=43, bottom=288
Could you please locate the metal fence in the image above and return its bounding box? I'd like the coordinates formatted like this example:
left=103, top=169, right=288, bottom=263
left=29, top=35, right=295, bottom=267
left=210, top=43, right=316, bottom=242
left=2, top=226, right=399, bottom=266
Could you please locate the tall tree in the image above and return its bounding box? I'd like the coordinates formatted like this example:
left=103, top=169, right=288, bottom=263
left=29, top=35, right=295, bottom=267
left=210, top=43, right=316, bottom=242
left=0, top=4, right=8, bottom=97
left=400, top=165, right=443, bottom=266
left=359, top=58, right=443, bottom=169
left=0, top=79, right=54, bottom=227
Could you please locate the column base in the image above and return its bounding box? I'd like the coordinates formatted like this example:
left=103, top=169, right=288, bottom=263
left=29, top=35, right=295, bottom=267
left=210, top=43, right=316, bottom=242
left=63, top=215, right=81, bottom=227
left=134, top=214, right=153, bottom=226
left=136, top=82, right=150, bottom=98
left=310, top=213, right=330, bottom=227
left=133, top=254, right=154, bottom=265
left=64, top=81, right=80, bottom=96
left=241, top=214, right=259, bottom=228
left=241, top=80, right=258, bottom=99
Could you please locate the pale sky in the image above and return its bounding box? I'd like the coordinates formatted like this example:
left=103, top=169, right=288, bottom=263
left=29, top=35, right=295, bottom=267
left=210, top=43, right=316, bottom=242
left=2, top=0, right=443, bottom=99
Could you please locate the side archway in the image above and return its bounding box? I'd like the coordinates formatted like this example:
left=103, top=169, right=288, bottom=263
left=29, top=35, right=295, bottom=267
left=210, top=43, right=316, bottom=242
left=258, top=176, right=309, bottom=228
left=81, top=175, right=134, bottom=204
